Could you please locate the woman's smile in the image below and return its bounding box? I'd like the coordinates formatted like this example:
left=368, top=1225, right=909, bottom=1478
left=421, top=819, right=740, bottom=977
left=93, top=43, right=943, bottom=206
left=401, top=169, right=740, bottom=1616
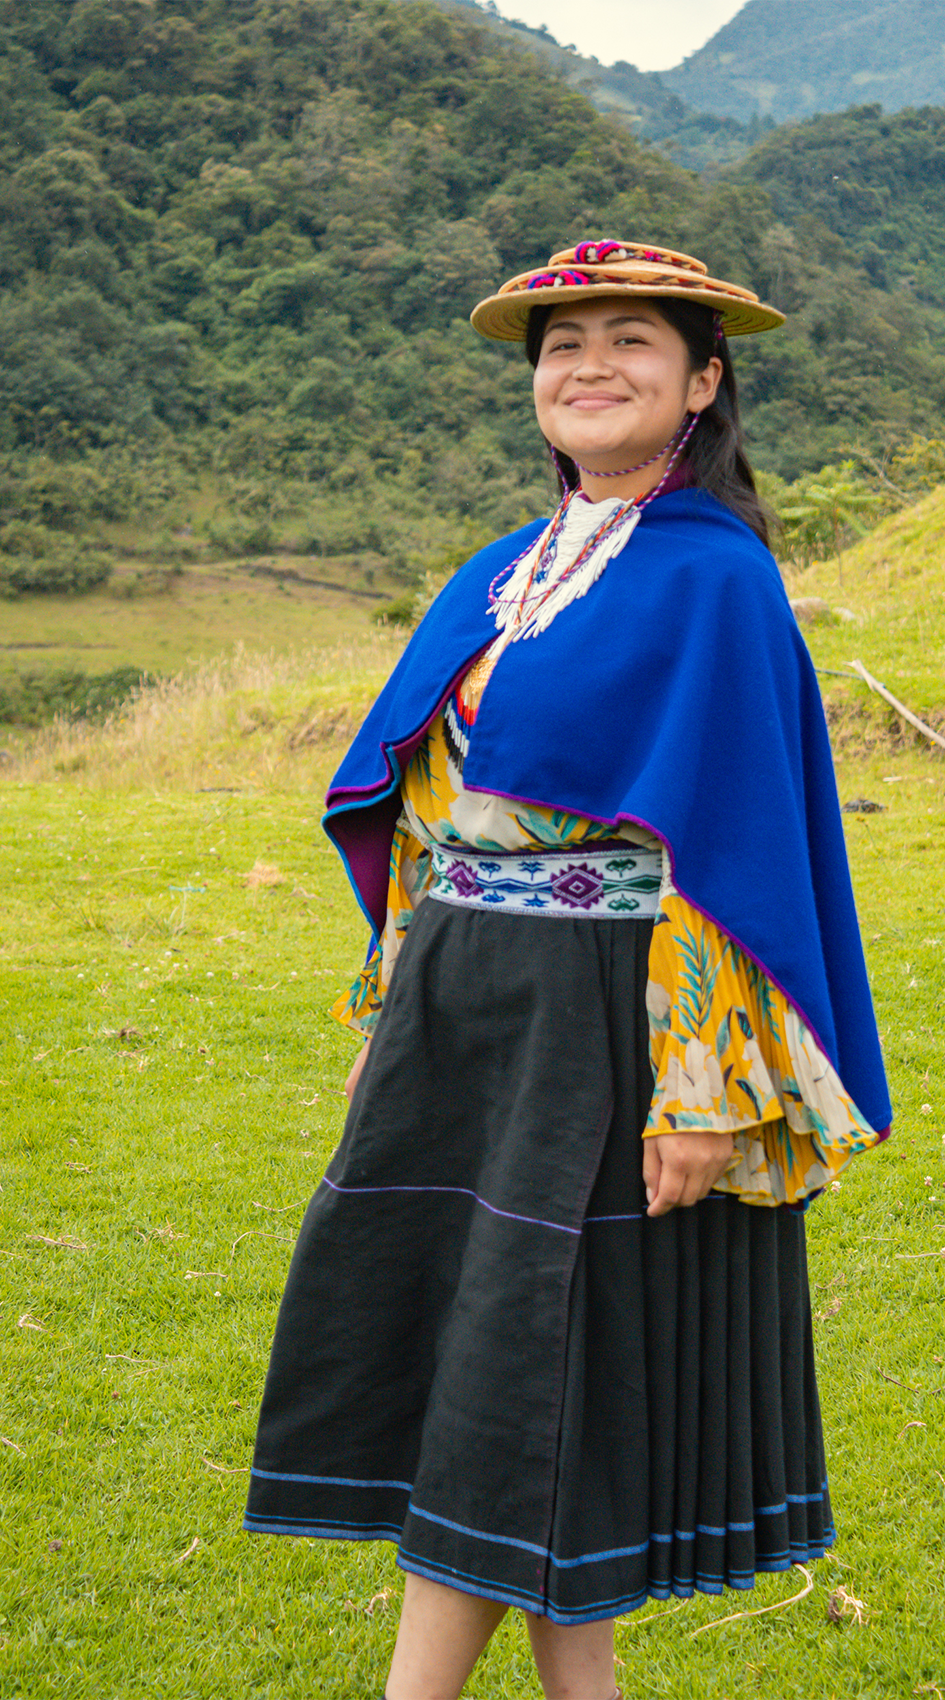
left=565, top=392, right=630, bottom=409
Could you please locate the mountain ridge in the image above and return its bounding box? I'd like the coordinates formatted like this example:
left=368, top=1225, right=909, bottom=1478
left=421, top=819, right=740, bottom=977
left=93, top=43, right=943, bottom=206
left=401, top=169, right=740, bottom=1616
left=661, top=0, right=945, bottom=123
left=421, top=0, right=945, bottom=158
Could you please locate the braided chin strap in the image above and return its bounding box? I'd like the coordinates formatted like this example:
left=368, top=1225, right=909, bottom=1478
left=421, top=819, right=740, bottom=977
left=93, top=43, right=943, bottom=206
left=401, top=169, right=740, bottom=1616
left=570, top=412, right=696, bottom=480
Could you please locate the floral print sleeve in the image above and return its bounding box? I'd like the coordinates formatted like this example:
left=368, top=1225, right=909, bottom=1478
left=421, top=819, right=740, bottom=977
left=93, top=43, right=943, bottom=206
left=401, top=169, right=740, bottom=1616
left=646, top=890, right=882, bottom=1207
left=330, top=701, right=880, bottom=1205
left=330, top=817, right=432, bottom=1038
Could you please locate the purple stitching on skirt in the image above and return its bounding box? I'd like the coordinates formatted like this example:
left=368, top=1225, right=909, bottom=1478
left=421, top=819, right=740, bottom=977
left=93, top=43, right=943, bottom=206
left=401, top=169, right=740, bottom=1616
left=321, top=1176, right=580, bottom=1235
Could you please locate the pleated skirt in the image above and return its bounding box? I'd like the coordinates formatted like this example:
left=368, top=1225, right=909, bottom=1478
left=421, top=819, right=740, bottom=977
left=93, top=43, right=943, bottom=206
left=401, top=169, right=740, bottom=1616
left=244, top=897, right=833, bottom=1623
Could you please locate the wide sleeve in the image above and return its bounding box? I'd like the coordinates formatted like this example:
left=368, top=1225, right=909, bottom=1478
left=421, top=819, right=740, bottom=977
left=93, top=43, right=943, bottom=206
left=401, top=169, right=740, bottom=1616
left=330, top=814, right=432, bottom=1038
left=645, top=889, right=882, bottom=1207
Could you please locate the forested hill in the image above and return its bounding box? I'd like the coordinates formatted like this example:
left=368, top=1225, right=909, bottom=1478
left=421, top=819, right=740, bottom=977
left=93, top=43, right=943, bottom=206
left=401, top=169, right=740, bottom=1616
left=663, top=0, right=945, bottom=124
left=727, top=105, right=945, bottom=309
left=2, top=0, right=945, bottom=593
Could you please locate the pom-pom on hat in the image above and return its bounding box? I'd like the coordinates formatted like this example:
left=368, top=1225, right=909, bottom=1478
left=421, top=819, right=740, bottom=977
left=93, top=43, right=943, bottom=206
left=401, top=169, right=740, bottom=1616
left=470, top=239, right=784, bottom=341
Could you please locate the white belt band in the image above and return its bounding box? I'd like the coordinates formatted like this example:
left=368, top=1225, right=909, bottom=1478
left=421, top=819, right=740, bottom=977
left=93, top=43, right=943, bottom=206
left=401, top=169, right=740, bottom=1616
left=428, top=843, right=661, bottom=919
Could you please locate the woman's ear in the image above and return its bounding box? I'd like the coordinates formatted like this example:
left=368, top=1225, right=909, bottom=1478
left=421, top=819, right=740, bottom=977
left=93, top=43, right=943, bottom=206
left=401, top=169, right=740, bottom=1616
left=688, top=356, right=723, bottom=415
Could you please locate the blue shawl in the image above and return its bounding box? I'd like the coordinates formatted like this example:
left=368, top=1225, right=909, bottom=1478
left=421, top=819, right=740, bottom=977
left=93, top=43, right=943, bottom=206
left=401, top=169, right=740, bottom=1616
left=325, top=489, right=891, bottom=1136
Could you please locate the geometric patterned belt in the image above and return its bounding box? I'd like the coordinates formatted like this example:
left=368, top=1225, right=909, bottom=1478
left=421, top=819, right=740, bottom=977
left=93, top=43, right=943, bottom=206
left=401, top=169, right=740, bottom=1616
left=428, top=842, right=662, bottom=919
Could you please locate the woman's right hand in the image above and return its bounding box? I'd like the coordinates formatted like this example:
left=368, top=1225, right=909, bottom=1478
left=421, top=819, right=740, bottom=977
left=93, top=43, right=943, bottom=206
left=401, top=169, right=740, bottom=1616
left=344, top=1038, right=372, bottom=1102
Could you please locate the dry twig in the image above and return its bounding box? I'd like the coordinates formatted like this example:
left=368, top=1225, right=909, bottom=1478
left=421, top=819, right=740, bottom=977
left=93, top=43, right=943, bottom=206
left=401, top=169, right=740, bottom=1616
left=202, top=1457, right=249, bottom=1474
left=849, top=658, right=945, bottom=752
left=689, top=1565, right=813, bottom=1637
left=172, top=1537, right=200, bottom=1564
left=230, top=1230, right=292, bottom=1260
left=626, top=1600, right=687, bottom=1628
left=27, top=1234, right=89, bottom=1251
left=827, top=1586, right=869, bottom=1625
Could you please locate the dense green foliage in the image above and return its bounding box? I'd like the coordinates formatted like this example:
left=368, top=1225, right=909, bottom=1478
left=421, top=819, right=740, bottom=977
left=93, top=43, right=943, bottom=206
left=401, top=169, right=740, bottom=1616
left=2, top=0, right=945, bottom=602
left=729, top=104, right=945, bottom=309
left=663, top=0, right=945, bottom=124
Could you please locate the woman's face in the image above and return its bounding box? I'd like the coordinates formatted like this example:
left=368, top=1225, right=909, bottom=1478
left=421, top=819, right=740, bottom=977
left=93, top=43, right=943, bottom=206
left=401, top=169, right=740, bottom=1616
left=532, top=296, right=722, bottom=477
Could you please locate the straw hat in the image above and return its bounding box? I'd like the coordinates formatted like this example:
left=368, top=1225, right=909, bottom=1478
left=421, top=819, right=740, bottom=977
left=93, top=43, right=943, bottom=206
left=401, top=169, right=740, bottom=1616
left=470, top=239, right=784, bottom=341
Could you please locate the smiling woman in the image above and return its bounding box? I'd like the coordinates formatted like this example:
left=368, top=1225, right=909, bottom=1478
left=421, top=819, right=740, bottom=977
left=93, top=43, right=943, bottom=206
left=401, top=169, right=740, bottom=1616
left=243, top=240, right=891, bottom=1700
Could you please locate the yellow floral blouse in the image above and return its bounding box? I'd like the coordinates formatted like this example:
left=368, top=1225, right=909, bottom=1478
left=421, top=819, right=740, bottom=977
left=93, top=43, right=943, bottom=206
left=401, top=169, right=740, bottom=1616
left=332, top=705, right=881, bottom=1208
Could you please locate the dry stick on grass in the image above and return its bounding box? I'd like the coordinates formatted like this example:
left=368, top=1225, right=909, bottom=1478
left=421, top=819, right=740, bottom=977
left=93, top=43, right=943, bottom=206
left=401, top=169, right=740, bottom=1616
left=27, top=1234, right=89, bottom=1251
left=879, top=1371, right=923, bottom=1391
left=625, top=1600, right=687, bottom=1629
left=849, top=659, right=945, bottom=752
left=230, top=1229, right=293, bottom=1260
left=689, top=1564, right=814, bottom=1637
left=827, top=1585, right=869, bottom=1625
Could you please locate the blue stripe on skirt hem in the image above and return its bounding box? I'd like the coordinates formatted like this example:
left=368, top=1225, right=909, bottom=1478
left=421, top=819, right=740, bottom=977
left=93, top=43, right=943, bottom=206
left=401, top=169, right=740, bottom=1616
left=244, top=1515, right=835, bottom=1621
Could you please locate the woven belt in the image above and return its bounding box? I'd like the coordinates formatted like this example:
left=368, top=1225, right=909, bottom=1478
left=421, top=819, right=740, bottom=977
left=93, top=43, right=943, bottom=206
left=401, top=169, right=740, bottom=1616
left=428, top=843, right=661, bottom=919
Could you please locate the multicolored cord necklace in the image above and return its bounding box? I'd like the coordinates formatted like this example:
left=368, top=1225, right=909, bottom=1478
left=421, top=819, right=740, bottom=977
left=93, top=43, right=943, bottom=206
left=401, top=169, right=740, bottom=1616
left=486, top=411, right=698, bottom=654
left=569, top=413, right=693, bottom=480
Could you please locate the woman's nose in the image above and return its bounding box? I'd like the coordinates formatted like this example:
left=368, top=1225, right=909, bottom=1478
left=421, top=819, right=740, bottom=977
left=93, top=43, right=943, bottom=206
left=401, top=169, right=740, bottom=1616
left=573, top=340, right=615, bottom=378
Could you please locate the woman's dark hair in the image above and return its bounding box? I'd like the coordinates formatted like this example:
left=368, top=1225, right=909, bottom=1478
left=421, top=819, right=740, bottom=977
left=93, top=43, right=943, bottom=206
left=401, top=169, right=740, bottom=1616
left=524, top=297, right=771, bottom=546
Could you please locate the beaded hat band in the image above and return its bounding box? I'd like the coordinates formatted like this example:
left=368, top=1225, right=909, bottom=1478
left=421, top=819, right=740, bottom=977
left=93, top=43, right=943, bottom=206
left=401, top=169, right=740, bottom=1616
left=470, top=238, right=785, bottom=342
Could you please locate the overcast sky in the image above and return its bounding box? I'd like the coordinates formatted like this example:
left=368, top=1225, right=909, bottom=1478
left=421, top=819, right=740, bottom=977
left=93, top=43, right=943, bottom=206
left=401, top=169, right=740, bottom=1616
left=487, top=0, right=748, bottom=71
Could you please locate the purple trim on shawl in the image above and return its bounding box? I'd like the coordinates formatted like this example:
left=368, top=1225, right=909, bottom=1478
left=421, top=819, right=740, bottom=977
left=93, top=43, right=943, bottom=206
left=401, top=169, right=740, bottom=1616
left=324, top=649, right=491, bottom=937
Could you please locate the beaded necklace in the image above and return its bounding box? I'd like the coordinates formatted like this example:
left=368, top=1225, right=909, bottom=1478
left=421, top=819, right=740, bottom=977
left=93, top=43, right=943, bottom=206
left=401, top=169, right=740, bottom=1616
left=487, top=412, right=698, bottom=640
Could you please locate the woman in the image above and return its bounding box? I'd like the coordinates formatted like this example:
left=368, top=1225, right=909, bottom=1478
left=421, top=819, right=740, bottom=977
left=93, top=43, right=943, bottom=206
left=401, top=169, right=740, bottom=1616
left=244, top=241, right=891, bottom=1700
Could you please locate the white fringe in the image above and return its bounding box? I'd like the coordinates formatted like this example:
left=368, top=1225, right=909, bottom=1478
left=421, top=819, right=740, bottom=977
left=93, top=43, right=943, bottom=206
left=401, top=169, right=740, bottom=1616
left=489, top=495, right=640, bottom=661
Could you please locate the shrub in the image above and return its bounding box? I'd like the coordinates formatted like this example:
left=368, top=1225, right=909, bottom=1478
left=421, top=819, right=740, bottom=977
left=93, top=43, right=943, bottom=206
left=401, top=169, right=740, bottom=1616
left=0, top=544, right=112, bottom=597
left=0, top=665, right=156, bottom=726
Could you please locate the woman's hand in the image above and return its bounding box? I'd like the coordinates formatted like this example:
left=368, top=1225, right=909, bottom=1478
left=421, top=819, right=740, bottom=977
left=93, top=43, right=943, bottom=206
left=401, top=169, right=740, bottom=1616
left=344, top=1037, right=372, bottom=1103
left=642, top=1131, right=735, bottom=1218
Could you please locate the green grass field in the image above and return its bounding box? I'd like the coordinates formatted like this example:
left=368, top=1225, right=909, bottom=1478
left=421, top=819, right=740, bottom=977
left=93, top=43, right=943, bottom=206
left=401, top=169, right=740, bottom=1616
left=0, top=556, right=392, bottom=689
left=1, top=504, right=944, bottom=1695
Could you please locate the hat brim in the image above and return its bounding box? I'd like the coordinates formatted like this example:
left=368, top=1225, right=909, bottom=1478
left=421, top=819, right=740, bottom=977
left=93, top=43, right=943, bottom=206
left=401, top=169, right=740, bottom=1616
left=470, top=281, right=785, bottom=342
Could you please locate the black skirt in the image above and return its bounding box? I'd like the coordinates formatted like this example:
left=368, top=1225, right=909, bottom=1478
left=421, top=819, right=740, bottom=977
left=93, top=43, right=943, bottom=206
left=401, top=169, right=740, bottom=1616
left=244, top=898, right=833, bottom=1623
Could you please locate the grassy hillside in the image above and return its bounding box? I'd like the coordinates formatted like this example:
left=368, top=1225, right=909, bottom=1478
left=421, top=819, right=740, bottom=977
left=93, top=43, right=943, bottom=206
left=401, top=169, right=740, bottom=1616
left=783, top=483, right=945, bottom=743
left=663, top=0, right=945, bottom=123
